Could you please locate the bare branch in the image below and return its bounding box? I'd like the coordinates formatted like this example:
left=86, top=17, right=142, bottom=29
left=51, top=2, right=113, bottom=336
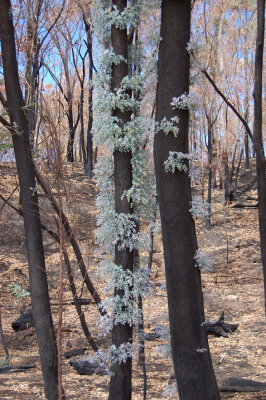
left=201, top=69, right=253, bottom=143
left=38, top=0, right=66, bottom=51
left=41, top=60, right=67, bottom=100
left=0, top=184, right=19, bottom=213
left=0, top=115, right=14, bottom=134
left=34, top=168, right=106, bottom=315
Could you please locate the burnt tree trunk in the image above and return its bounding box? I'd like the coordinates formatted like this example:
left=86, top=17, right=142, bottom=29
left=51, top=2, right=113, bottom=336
left=0, top=2, right=59, bottom=399
left=253, top=0, right=266, bottom=312
left=245, top=131, right=250, bottom=170
left=108, top=1, right=134, bottom=399
left=228, top=141, right=238, bottom=200
left=24, top=0, right=42, bottom=150
left=84, top=19, right=94, bottom=178
left=66, top=93, right=78, bottom=162
left=206, top=116, right=213, bottom=229
left=233, top=148, right=243, bottom=192
left=223, top=152, right=230, bottom=202
left=154, top=1, right=220, bottom=399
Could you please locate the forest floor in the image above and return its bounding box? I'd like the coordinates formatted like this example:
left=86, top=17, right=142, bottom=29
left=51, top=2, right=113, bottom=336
left=0, top=159, right=265, bottom=400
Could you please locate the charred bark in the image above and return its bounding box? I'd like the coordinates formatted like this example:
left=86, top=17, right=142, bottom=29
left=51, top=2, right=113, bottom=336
left=253, top=0, right=266, bottom=312
left=84, top=18, right=94, bottom=178
left=154, top=1, right=220, bottom=399
left=206, top=116, right=213, bottom=229
left=0, top=2, right=59, bottom=398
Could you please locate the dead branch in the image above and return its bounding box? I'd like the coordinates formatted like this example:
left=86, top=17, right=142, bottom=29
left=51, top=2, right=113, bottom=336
left=220, top=377, right=266, bottom=392
left=0, top=365, right=36, bottom=374
left=203, top=312, right=238, bottom=338
left=201, top=69, right=253, bottom=142
left=34, top=169, right=105, bottom=315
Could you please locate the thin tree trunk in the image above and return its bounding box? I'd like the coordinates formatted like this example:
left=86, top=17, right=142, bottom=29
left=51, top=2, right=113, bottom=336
left=0, top=307, right=9, bottom=363
left=24, top=0, right=42, bottom=150
left=245, top=131, right=250, bottom=169
left=66, top=99, right=76, bottom=162
left=224, top=152, right=230, bottom=202
left=253, top=0, right=266, bottom=312
left=108, top=1, right=133, bottom=399
left=244, top=7, right=250, bottom=171
left=79, top=87, right=86, bottom=163
left=137, top=295, right=147, bottom=400
left=206, top=118, right=213, bottom=229
left=229, top=141, right=238, bottom=194
left=154, top=1, right=220, bottom=399
left=0, top=2, right=59, bottom=398
left=84, top=18, right=94, bottom=178
left=212, top=169, right=217, bottom=189
left=234, top=148, right=243, bottom=192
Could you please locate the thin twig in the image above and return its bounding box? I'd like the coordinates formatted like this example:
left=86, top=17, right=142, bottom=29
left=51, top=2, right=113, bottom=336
left=0, top=184, right=19, bottom=213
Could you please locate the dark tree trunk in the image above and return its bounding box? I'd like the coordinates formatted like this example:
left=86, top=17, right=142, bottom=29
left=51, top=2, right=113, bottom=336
left=154, top=1, right=220, bottom=400
left=233, top=149, right=243, bottom=192
left=85, top=20, right=94, bottom=178
left=24, top=0, right=41, bottom=150
left=229, top=141, right=238, bottom=195
left=223, top=152, right=230, bottom=202
left=253, top=0, right=266, bottom=312
left=66, top=97, right=76, bottom=162
left=85, top=87, right=93, bottom=177
left=0, top=2, right=59, bottom=399
left=79, top=86, right=85, bottom=163
left=212, top=169, right=217, bottom=189
left=206, top=118, right=213, bottom=229
left=245, top=131, right=250, bottom=170
left=80, top=15, right=94, bottom=177
left=108, top=1, right=133, bottom=399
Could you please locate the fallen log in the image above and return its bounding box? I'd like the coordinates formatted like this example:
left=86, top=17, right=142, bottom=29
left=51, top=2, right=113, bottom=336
left=63, top=348, right=87, bottom=359
left=12, top=309, right=35, bottom=332
left=69, top=357, right=108, bottom=376
left=232, top=203, right=258, bottom=208
left=0, top=365, right=36, bottom=374
left=202, top=312, right=238, bottom=337
left=169, top=371, right=266, bottom=393
left=220, top=377, right=266, bottom=392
